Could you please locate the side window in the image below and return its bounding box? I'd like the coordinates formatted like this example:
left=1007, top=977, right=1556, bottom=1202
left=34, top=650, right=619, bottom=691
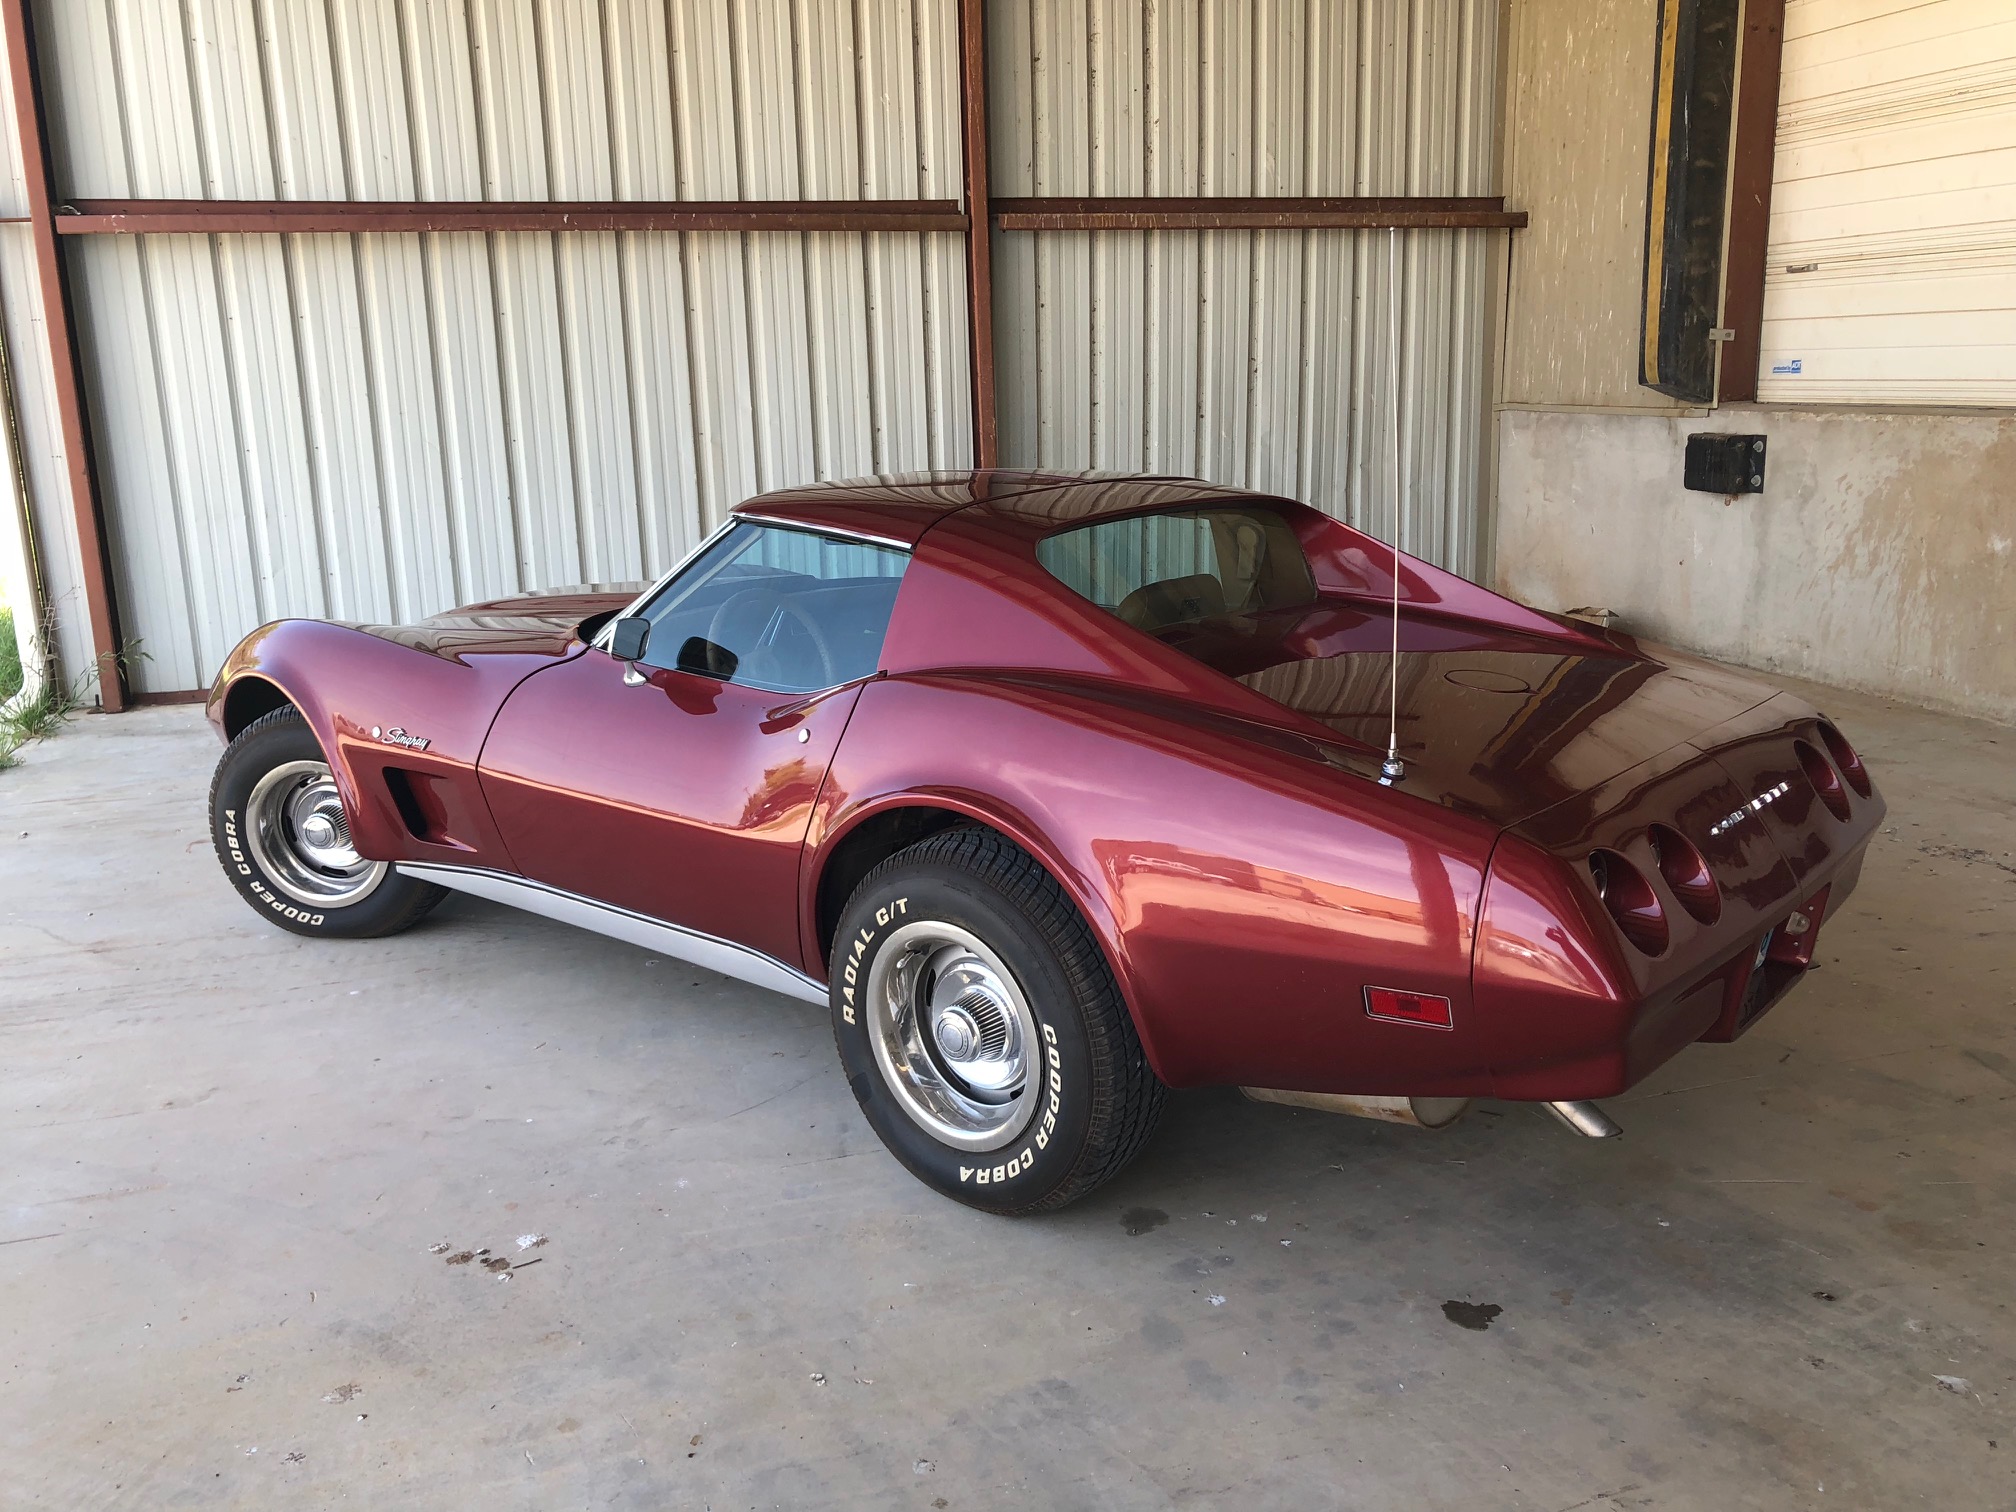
left=631, top=522, right=908, bottom=692
left=1036, top=507, right=1317, bottom=633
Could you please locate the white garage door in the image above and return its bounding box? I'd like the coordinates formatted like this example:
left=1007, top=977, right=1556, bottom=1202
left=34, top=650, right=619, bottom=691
left=1757, top=0, right=2016, bottom=405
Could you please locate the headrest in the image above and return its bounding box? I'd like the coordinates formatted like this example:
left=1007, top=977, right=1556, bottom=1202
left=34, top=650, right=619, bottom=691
left=1115, top=573, right=1227, bottom=632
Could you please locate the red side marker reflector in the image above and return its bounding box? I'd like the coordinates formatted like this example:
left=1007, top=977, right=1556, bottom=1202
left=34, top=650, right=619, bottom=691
left=1364, top=986, right=1455, bottom=1030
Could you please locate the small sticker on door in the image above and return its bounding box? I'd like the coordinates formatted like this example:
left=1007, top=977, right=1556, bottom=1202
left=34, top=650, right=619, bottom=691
left=1770, top=357, right=1803, bottom=376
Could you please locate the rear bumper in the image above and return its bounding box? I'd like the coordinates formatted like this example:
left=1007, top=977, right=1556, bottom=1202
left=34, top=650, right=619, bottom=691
left=1483, top=818, right=1870, bottom=1104
left=1473, top=694, right=1884, bottom=1101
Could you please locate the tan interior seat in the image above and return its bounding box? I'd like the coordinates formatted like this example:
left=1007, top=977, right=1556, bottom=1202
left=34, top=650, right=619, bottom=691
left=1115, top=574, right=1227, bottom=632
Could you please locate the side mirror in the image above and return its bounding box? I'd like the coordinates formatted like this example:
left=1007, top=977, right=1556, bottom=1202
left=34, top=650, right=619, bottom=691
left=676, top=636, right=739, bottom=681
left=608, top=616, right=650, bottom=662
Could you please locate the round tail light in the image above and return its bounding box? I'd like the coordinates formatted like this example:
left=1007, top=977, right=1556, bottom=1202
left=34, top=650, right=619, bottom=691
left=1588, top=848, right=1668, bottom=956
left=1797, top=740, right=1852, bottom=820
left=1817, top=720, right=1871, bottom=797
left=1649, top=823, right=1721, bottom=924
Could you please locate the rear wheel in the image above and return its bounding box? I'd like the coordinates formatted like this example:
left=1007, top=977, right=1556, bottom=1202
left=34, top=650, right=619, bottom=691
left=831, top=827, right=1164, bottom=1214
left=209, top=706, right=444, bottom=938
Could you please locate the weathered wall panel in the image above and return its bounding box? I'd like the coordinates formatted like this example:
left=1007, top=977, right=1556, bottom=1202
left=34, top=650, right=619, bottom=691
left=1498, top=405, right=2016, bottom=724
left=29, top=0, right=969, bottom=694
left=1499, top=0, right=1691, bottom=413
left=989, top=0, right=1502, bottom=577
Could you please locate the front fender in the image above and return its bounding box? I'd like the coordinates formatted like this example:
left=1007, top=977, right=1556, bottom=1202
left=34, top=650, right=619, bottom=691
left=206, top=620, right=575, bottom=869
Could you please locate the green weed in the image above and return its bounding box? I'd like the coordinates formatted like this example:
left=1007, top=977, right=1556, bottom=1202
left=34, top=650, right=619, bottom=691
left=0, top=605, right=19, bottom=704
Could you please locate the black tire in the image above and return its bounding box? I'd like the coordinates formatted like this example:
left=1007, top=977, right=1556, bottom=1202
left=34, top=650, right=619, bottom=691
left=831, top=827, right=1164, bottom=1214
left=209, top=705, right=446, bottom=939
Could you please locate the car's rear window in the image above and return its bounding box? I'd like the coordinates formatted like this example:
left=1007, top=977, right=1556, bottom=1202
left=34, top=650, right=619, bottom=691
left=1035, top=506, right=1318, bottom=633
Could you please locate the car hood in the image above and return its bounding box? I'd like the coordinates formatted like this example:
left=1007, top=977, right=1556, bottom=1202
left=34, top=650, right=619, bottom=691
left=1229, top=629, right=1781, bottom=828
left=349, top=583, right=647, bottom=660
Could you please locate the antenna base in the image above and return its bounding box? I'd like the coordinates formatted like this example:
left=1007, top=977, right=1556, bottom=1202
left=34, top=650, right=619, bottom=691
left=1379, top=754, right=1406, bottom=786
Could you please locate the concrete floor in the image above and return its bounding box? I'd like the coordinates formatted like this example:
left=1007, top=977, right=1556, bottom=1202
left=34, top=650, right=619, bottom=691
left=2, top=679, right=2011, bottom=1512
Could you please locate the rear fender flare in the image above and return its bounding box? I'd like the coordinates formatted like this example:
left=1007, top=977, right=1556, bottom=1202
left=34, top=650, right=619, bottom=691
left=803, top=790, right=1167, bottom=1082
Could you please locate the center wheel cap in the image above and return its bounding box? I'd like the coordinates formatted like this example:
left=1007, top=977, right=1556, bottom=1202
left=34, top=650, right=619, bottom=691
left=933, top=1007, right=980, bottom=1061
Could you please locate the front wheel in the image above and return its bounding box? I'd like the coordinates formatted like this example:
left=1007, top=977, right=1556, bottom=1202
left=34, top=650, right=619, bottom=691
left=209, top=705, right=445, bottom=938
left=831, top=827, right=1165, bottom=1214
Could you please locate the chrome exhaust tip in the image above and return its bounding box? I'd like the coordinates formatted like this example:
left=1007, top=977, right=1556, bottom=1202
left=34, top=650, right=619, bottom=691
left=1542, top=1100, right=1622, bottom=1139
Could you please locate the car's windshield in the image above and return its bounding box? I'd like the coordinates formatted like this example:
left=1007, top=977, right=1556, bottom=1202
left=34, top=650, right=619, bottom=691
left=629, top=521, right=908, bottom=692
left=1035, top=505, right=1319, bottom=634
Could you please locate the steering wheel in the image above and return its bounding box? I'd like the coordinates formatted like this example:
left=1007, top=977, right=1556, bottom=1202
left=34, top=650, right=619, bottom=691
left=706, top=590, right=837, bottom=689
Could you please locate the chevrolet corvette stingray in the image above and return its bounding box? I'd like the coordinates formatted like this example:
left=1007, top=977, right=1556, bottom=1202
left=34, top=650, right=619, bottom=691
left=206, top=472, right=1882, bottom=1212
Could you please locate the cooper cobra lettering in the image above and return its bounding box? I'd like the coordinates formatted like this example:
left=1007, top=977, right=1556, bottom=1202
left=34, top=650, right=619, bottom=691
left=223, top=808, right=326, bottom=927
left=961, top=1023, right=1061, bottom=1185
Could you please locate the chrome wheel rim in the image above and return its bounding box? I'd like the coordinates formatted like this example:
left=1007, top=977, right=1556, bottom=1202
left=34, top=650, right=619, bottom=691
left=865, top=921, right=1040, bottom=1153
left=243, top=759, right=385, bottom=908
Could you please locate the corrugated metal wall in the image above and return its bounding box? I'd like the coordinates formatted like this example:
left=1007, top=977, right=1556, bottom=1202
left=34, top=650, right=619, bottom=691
left=1, top=0, right=1507, bottom=697
left=33, top=0, right=969, bottom=694
left=987, top=0, right=1501, bottom=577
left=0, top=37, right=84, bottom=701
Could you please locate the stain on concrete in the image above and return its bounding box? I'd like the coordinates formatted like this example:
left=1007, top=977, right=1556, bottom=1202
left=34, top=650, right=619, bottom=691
left=1885, top=1217, right=1969, bottom=1251
left=1964, top=1048, right=2015, bottom=1082
left=1921, top=844, right=2016, bottom=880
left=1442, top=1300, right=1504, bottom=1331
left=1121, top=1206, right=1168, bottom=1236
left=1184, top=1357, right=1232, bottom=1402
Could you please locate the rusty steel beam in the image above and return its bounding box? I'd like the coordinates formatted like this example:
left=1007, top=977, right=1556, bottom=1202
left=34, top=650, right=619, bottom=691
left=49, top=197, right=1531, bottom=239
left=956, top=0, right=998, bottom=468
left=1, top=0, right=124, bottom=708
left=992, top=196, right=1529, bottom=231
left=1718, top=0, right=1785, bottom=404
left=53, top=198, right=967, bottom=236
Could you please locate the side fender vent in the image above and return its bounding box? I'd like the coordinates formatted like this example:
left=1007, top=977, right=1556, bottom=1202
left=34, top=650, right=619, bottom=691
left=383, top=766, right=465, bottom=848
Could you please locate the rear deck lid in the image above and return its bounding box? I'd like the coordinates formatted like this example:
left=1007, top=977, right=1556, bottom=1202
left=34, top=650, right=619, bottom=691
left=1196, top=605, right=1781, bottom=828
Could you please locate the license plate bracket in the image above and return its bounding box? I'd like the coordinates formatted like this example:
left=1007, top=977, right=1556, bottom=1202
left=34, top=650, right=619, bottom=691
left=1699, top=887, right=1831, bottom=1042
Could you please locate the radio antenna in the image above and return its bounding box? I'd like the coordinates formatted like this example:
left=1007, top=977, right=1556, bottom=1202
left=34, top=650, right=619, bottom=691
left=1379, top=228, right=1406, bottom=786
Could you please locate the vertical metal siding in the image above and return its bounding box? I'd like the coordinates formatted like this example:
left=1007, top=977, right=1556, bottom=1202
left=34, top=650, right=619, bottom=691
left=0, top=29, right=84, bottom=699
left=32, top=0, right=968, bottom=693
left=990, top=0, right=1500, bottom=578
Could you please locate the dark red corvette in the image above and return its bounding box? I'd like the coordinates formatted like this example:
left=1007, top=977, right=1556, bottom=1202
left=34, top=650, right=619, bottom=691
left=207, top=472, right=1882, bottom=1212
